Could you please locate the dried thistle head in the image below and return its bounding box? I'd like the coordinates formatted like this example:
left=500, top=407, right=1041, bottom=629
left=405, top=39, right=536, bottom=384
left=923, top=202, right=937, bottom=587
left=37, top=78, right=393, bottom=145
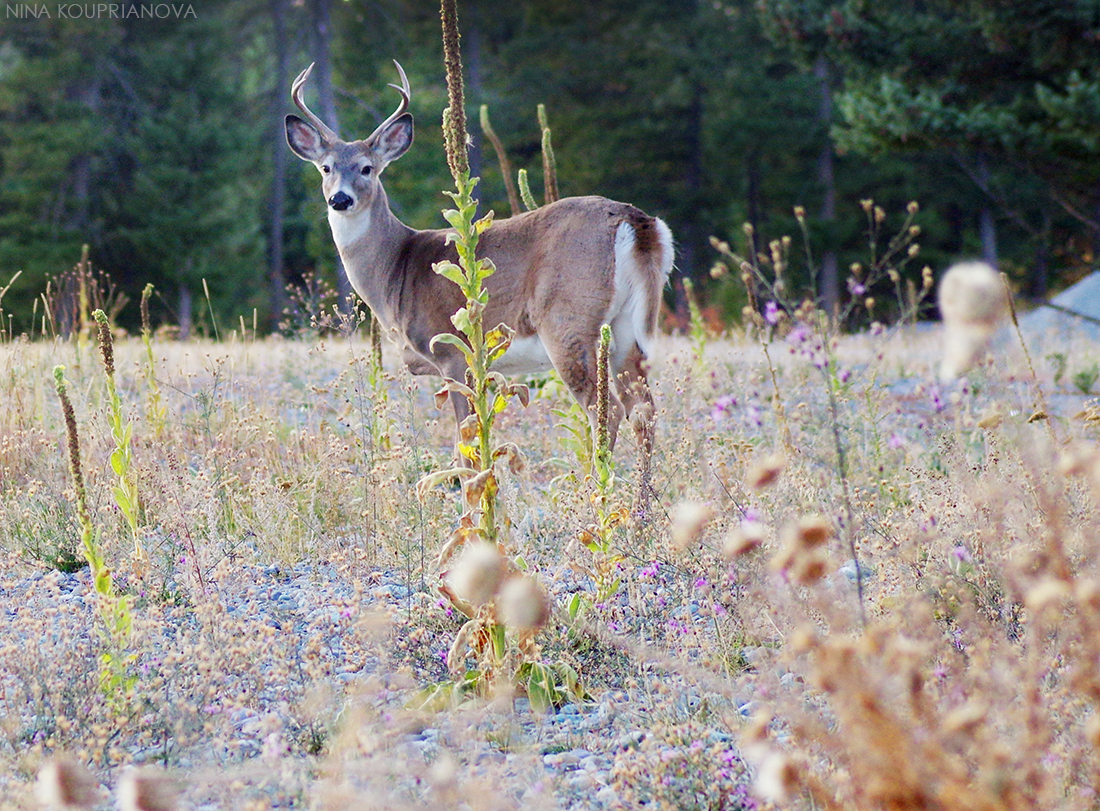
left=722, top=519, right=766, bottom=559
left=35, top=755, right=99, bottom=809
left=117, top=768, right=179, bottom=811
left=669, top=501, right=715, bottom=551
left=447, top=542, right=506, bottom=608
left=793, top=515, right=831, bottom=548
left=497, top=575, right=549, bottom=633
left=746, top=453, right=786, bottom=490
left=937, top=261, right=1008, bottom=380
left=770, top=515, right=834, bottom=584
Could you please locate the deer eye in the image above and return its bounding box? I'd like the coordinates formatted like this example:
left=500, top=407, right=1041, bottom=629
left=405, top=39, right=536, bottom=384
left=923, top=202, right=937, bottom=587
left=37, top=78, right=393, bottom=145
left=360, top=165, right=372, bottom=176
left=321, top=165, right=331, bottom=174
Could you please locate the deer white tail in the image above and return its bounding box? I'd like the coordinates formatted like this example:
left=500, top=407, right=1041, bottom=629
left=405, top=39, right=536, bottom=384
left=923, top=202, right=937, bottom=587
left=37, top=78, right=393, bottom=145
left=609, top=214, right=673, bottom=370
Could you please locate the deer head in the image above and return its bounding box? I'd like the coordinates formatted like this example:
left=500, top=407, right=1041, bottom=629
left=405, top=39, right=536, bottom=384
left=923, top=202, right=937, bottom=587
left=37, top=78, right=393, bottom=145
left=284, top=61, right=413, bottom=215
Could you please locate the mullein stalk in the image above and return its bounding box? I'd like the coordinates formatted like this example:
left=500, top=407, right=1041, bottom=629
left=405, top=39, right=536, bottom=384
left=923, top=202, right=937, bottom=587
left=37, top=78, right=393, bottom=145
left=594, top=324, right=612, bottom=485
left=54, top=365, right=135, bottom=705
left=440, top=0, right=469, bottom=180
left=140, top=285, right=167, bottom=439
left=517, top=169, right=538, bottom=211
left=581, top=325, right=625, bottom=603
left=479, top=105, right=520, bottom=217
left=537, top=104, right=559, bottom=204
left=682, top=277, right=709, bottom=366
left=95, top=309, right=146, bottom=566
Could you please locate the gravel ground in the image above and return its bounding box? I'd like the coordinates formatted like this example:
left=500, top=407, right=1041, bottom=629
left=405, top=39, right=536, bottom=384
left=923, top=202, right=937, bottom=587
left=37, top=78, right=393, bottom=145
left=1, top=557, right=761, bottom=809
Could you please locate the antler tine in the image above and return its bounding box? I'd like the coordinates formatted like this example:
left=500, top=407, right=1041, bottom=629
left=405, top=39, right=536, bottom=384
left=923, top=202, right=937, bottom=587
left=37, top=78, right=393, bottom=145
left=367, top=60, right=412, bottom=143
left=290, top=62, right=339, bottom=143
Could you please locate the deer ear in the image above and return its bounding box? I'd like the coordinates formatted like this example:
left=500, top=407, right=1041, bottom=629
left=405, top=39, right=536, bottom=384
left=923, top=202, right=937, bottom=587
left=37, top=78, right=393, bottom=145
left=286, top=115, right=327, bottom=162
left=371, top=113, right=413, bottom=166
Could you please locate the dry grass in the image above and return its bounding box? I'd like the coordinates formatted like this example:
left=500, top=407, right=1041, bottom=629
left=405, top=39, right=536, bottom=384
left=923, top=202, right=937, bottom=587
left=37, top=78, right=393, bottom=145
left=2, top=320, right=1100, bottom=809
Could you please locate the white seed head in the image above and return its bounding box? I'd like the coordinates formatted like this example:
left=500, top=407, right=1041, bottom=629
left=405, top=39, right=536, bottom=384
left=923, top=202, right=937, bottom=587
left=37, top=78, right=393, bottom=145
left=938, top=261, right=1008, bottom=380
left=753, top=751, right=798, bottom=803
left=670, top=501, right=715, bottom=551
left=497, top=576, right=550, bottom=633
left=447, top=542, right=506, bottom=607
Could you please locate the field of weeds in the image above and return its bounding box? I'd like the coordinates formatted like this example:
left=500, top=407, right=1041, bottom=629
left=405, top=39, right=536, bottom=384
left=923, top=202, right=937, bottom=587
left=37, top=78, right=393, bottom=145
left=3, top=308, right=1100, bottom=809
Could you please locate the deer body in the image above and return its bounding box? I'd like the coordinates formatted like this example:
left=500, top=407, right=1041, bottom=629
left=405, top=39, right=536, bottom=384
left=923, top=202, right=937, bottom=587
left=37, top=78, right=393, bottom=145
left=287, top=62, right=673, bottom=455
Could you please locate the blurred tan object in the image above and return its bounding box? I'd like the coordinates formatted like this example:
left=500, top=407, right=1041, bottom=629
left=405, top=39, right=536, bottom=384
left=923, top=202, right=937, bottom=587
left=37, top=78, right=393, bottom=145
left=937, top=261, right=1008, bottom=380
left=35, top=756, right=98, bottom=809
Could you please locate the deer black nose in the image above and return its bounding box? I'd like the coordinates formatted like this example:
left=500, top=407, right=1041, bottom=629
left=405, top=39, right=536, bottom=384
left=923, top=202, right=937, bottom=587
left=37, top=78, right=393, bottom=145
left=329, top=191, right=353, bottom=211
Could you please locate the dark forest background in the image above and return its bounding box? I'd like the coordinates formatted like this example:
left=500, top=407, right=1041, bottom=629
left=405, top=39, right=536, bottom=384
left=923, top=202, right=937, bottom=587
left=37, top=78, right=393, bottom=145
left=2, top=0, right=1099, bottom=335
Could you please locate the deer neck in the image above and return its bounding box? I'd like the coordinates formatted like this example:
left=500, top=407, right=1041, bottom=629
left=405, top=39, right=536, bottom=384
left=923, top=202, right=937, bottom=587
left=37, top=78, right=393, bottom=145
left=328, top=191, right=414, bottom=321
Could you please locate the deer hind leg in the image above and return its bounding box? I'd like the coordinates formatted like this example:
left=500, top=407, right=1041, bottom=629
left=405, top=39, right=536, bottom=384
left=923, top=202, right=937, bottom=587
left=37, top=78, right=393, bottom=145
left=613, top=341, right=655, bottom=457
left=542, top=331, right=626, bottom=451
left=612, top=340, right=657, bottom=520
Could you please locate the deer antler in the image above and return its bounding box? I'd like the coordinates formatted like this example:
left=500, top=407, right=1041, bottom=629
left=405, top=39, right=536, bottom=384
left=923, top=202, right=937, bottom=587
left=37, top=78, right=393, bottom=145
left=366, top=60, right=412, bottom=143
left=291, top=63, right=339, bottom=144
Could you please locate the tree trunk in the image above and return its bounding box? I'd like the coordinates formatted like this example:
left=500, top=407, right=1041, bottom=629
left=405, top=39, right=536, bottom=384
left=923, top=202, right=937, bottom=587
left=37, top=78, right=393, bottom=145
left=673, top=75, right=706, bottom=327
left=814, top=54, right=839, bottom=317
left=746, top=149, right=762, bottom=258
left=309, top=0, right=354, bottom=317
left=977, top=153, right=998, bottom=266
left=179, top=283, right=193, bottom=341
left=268, top=0, right=291, bottom=330
left=1030, top=209, right=1051, bottom=300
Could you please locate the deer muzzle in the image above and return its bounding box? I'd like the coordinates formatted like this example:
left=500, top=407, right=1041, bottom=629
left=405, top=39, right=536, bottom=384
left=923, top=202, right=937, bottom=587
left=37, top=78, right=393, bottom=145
left=328, top=191, right=354, bottom=211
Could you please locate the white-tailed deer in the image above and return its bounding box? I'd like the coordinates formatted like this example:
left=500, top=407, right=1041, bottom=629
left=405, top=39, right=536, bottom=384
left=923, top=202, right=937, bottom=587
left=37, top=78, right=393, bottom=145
left=285, top=61, right=673, bottom=458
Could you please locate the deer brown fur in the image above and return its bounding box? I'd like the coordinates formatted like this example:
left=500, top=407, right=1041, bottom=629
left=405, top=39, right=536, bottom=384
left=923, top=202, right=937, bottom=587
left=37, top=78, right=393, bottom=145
left=286, top=62, right=673, bottom=459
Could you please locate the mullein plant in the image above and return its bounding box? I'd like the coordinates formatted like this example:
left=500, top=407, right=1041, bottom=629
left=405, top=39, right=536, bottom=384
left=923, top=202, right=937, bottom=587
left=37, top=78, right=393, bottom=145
left=53, top=365, right=136, bottom=706
left=568, top=325, right=629, bottom=623
left=94, top=309, right=147, bottom=571
left=417, top=0, right=586, bottom=711
left=139, top=286, right=168, bottom=440
left=420, top=0, right=529, bottom=686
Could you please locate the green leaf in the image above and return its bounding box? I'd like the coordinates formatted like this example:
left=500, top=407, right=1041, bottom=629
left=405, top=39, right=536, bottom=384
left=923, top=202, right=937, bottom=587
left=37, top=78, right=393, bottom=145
left=490, top=622, right=506, bottom=662
left=110, top=448, right=127, bottom=477
left=474, top=210, right=495, bottom=234
left=451, top=307, right=473, bottom=335
left=433, top=260, right=467, bottom=287
left=429, top=332, right=473, bottom=361
left=94, top=566, right=113, bottom=596
left=113, top=486, right=132, bottom=515
left=525, top=662, right=555, bottom=713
